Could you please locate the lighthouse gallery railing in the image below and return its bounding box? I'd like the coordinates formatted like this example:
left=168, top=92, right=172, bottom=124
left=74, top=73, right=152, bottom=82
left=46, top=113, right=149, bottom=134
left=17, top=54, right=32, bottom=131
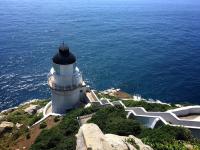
left=47, top=73, right=82, bottom=91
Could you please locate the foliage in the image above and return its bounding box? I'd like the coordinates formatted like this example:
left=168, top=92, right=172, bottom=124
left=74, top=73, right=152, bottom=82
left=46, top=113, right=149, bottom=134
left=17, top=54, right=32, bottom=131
left=28, top=113, right=43, bottom=126
left=125, top=138, right=139, bottom=150
left=39, top=121, right=47, bottom=129
left=0, top=100, right=48, bottom=149
left=54, top=116, right=60, bottom=122
left=5, top=104, right=44, bottom=126
left=88, top=106, right=142, bottom=136
left=31, top=100, right=49, bottom=107
left=30, top=104, right=200, bottom=150
left=96, top=92, right=119, bottom=101
left=123, top=100, right=176, bottom=112
left=31, top=106, right=100, bottom=150
left=139, top=125, right=200, bottom=150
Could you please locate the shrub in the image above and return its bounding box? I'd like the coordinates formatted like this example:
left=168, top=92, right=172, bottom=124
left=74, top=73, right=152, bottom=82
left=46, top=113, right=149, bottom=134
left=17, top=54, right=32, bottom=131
left=31, top=106, right=100, bottom=150
left=105, top=117, right=141, bottom=136
left=139, top=125, right=193, bottom=150
left=54, top=116, right=60, bottom=122
left=39, top=122, right=47, bottom=129
left=29, top=113, right=43, bottom=126
left=96, top=93, right=119, bottom=101
left=123, top=100, right=176, bottom=112
left=125, top=138, right=139, bottom=150
left=31, top=128, right=63, bottom=150
left=88, top=106, right=142, bottom=136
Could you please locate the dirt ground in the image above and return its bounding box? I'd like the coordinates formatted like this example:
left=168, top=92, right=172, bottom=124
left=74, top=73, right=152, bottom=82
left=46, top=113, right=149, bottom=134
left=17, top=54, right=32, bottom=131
left=113, top=91, right=132, bottom=99
left=12, top=116, right=60, bottom=150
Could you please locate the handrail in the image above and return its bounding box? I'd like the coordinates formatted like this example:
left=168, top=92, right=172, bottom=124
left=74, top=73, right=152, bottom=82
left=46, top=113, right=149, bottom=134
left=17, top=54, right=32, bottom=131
left=47, top=73, right=82, bottom=91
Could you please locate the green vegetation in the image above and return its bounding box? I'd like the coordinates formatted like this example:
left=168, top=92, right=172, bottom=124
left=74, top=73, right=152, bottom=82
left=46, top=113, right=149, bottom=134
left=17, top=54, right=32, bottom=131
left=31, top=104, right=200, bottom=150
left=6, top=107, right=43, bottom=126
left=139, top=125, right=200, bottom=150
left=30, top=106, right=100, bottom=150
left=39, top=121, right=47, bottom=129
left=123, top=100, right=176, bottom=112
left=88, top=106, right=200, bottom=150
left=125, top=138, right=139, bottom=150
left=0, top=122, right=30, bottom=149
left=96, top=92, right=119, bottom=101
left=29, top=100, right=50, bottom=107
left=0, top=99, right=49, bottom=149
left=54, top=116, right=60, bottom=122
left=88, top=106, right=142, bottom=136
left=4, top=99, right=49, bottom=126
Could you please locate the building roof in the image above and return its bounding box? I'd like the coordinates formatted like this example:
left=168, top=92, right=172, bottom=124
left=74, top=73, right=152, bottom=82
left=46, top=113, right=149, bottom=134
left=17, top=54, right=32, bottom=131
left=52, top=43, right=76, bottom=65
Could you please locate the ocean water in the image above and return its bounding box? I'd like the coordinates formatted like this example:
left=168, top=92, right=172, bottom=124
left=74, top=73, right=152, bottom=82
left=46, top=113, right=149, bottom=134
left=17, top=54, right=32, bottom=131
left=0, top=0, right=200, bottom=110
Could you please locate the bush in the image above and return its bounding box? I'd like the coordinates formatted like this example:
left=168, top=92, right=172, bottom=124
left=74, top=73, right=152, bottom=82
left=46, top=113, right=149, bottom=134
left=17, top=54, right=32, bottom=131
left=29, top=113, right=43, bottom=126
left=54, top=116, right=60, bottom=122
left=31, top=106, right=100, bottom=150
left=123, top=100, right=176, bottom=112
left=105, top=117, right=141, bottom=136
left=125, top=138, right=139, bottom=150
left=88, top=106, right=142, bottom=136
left=161, top=125, right=192, bottom=141
left=39, top=122, right=47, bottom=129
left=31, top=105, right=200, bottom=150
left=139, top=125, right=193, bottom=150
left=96, top=93, right=118, bottom=101
left=31, top=128, right=63, bottom=150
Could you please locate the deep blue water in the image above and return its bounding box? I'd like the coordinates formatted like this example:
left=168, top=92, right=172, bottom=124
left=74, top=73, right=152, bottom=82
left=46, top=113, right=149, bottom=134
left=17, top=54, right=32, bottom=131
left=0, top=0, right=200, bottom=110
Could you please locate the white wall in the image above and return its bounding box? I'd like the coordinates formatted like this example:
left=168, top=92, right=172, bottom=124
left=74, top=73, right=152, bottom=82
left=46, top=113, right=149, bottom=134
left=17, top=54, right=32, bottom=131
left=51, top=88, right=81, bottom=114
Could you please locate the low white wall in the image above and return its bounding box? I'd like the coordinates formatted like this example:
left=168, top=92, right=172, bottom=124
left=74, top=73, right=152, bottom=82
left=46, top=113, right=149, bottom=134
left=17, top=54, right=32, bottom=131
left=168, top=106, right=200, bottom=116
left=127, top=111, right=167, bottom=128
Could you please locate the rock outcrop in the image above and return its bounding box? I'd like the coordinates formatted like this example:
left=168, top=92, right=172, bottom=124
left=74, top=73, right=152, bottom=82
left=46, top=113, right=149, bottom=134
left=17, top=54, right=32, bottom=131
left=16, top=123, right=23, bottom=129
left=76, top=123, right=153, bottom=150
left=0, top=115, right=5, bottom=121
left=0, top=121, right=14, bottom=133
left=24, top=105, right=40, bottom=115
left=36, top=107, right=44, bottom=114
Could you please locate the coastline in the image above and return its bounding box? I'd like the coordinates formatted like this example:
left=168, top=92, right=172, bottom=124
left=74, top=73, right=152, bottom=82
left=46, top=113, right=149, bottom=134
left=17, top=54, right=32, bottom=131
left=0, top=99, right=49, bottom=114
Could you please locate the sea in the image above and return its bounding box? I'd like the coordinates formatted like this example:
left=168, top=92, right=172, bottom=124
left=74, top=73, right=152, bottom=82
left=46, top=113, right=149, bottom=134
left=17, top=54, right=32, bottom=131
left=0, top=0, right=200, bottom=111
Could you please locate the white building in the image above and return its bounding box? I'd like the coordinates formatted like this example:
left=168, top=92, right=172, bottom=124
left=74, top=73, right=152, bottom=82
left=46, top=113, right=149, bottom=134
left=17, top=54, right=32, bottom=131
left=48, top=43, right=86, bottom=114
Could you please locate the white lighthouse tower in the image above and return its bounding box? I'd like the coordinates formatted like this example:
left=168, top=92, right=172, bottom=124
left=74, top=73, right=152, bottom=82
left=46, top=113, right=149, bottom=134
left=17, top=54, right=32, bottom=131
left=48, top=43, right=86, bottom=114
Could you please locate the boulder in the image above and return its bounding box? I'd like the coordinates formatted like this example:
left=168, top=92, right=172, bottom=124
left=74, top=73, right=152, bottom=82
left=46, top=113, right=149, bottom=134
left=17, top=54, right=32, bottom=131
left=0, top=121, right=14, bottom=133
left=37, top=107, right=44, bottom=114
left=16, top=123, right=23, bottom=129
left=24, top=105, right=40, bottom=115
left=76, top=123, right=153, bottom=150
left=0, top=115, right=5, bottom=121
left=126, top=135, right=153, bottom=150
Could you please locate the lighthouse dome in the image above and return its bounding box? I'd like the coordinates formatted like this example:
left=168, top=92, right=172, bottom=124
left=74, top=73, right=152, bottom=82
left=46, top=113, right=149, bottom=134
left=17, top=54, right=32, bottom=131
left=53, top=44, right=76, bottom=65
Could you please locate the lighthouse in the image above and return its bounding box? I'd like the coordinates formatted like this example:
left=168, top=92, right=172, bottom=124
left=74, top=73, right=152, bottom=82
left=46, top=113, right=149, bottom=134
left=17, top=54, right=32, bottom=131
left=48, top=43, right=86, bottom=114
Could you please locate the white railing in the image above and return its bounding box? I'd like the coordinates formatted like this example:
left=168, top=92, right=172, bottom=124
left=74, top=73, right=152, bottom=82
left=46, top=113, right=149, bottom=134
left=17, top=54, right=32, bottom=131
left=47, top=73, right=82, bottom=91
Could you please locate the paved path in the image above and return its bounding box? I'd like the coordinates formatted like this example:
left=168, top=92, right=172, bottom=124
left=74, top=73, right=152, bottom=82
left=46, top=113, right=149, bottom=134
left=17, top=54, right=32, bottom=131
left=126, top=107, right=200, bottom=128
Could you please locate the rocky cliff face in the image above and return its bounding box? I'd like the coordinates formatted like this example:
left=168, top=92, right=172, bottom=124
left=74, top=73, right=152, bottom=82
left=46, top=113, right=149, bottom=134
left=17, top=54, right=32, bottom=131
left=76, top=123, right=153, bottom=150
